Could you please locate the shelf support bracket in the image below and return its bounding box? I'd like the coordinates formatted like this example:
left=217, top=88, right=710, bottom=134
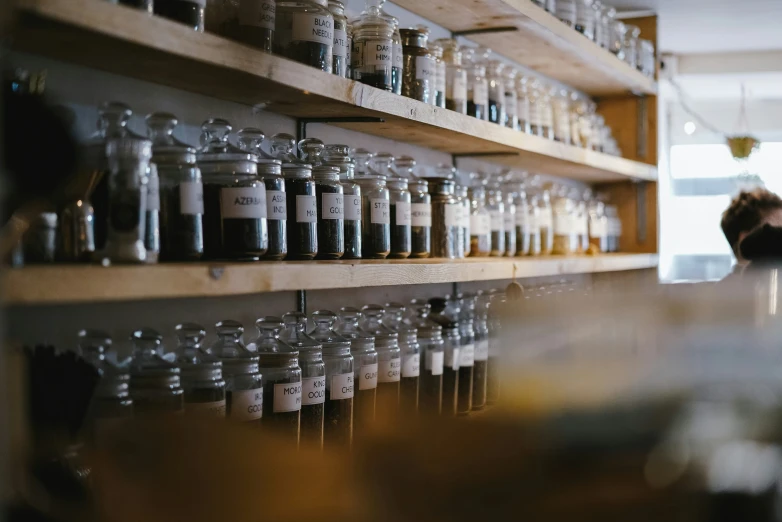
left=296, top=117, right=386, bottom=144
left=296, top=290, right=307, bottom=315
left=451, top=26, right=519, bottom=38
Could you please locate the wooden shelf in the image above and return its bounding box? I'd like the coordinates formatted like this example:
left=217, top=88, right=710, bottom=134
left=393, top=0, right=658, bottom=97
left=12, top=0, right=656, bottom=183
left=3, top=254, right=658, bottom=305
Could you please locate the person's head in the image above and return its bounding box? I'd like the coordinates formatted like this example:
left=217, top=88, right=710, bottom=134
left=721, top=188, right=782, bottom=262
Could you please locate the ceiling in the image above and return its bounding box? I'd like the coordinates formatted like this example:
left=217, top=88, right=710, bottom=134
left=610, top=0, right=782, bottom=54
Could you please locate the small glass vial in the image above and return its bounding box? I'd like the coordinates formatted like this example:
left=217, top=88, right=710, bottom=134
left=550, top=185, right=574, bottom=256
left=486, top=59, right=506, bottom=126
left=329, top=0, right=349, bottom=77
left=175, top=323, right=226, bottom=417
left=468, top=178, right=491, bottom=257
left=503, top=67, right=519, bottom=131
left=212, top=320, right=263, bottom=425
left=353, top=171, right=390, bottom=259
left=471, top=295, right=489, bottom=411
left=384, top=303, right=419, bottom=416
left=427, top=297, right=460, bottom=417
left=155, top=0, right=206, bottom=31
left=399, top=27, right=435, bottom=103
left=426, top=177, right=458, bottom=259
left=508, top=180, right=532, bottom=256
left=516, top=75, right=532, bottom=134
left=599, top=5, right=616, bottom=50
left=438, top=38, right=468, bottom=114
left=231, top=0, right=276, bottom=53
left=312, top=165, right=345, bottom=259
left=279, top=312, right=325, bottom=448
left=501, top=180, right=517, bottom=257
left=456, top=184, right=471, bottom=259
left=396, top=157, right=431, bottom=259
left=309, top=311, right=354, bottom=448
left=352, top=0, right=394, bottom=91
left=252, top=317, right=303, bottom=443
left=104, top=136, right=152, bottom=264
left=359, top=305, right=400, bottom=421
left=430, top=40, right=446, bottom=108
left=333, top=307, right=378, bottom=435
left=130, top=328, right=184, bottom=415
left=486, top=177, right=505, bottom=257
left=274, top=0, right=334, bottom=72
left=486, top=293, right=504, bottom=405
left=404, top=300, right=443, bottom=416
left=323, top=144, right=361, bottom=259
left=464, top=47, right=489, bottom=121
left=146, top=112, right=204, bottom=262
left=538, top=182, right=554, bottom=255
left=198, top=119, right=268, bottom=260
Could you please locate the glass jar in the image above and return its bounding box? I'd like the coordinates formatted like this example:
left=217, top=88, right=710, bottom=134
left=359, top=305, right=400, bottom=420
left=639, top=38, right=655, bottom=77
left=329, top=0, right=349, bottom=77
left=526, top=189, right=542, bottom=256
left=465, top=48, right=489, bottom=121
left=591, top=1, right=603, bottom=44
left=279, top=312, right=325, bottom=448
left=354, top=173, right=390, bottom=258
left=588, top=197, right=608, bottom=253
left=501, top=180, right=517, bottom=257
left=610, top=19, right=627, bottom=59
left=486, top=59, right=506, bottom=126
left=552, top=88, right=573, bottom=145
left=539, top=86, right=555, bottom=140
left=572, top=189, right=588, bottom=254
left=503, top=67, right=519, bottom=131
left=438, top=38, right=468, bottom=114
left=605, top=204, right=620, bottom=252
left=527, top=81, right=545, bottom=137
left=575, top=0, right=595, bottom=39
left=352, top=0, right=394, bottom=91
left=130, top=328, right=184, bottom=415
left=212, top=320, right=264, bottom=425
left=555, top=0, right=576, bottom=27
left=599, top=5, right=616, bottom=49
left=486, top=177, right=505, bottom=257
left=385, top=178, right=412, bottom=259
left=508, top=181, right=531, bottom=256
left=378, top=1, right=403, bottom=95
left=312, top=166, right=345, bottom=259
left=384, top=303, right=419, bottom=415
left=516, top=75, right=531, bottom=134
left=228, top=0, right=276, bottom=53
left=468, top=178, right=491, bottom=257
left=309, top=311, right=354, bottom=448
left=426, top=177, right=458, bottom=259
left=404, top=300, right=443, bottom=416
left=155, top=0, right=206, bottom=31
left=430, top=40, right=446, bottom=108
left=454, top=295, right=475, bottom=415
left=428, top=297, right=460, bottom=417
left=146, top=112, right=205, bottom=262
left=455, top=184, right=470, bottom=259
left=323, top=144, right=361, bottom=259
left=333, top=307, right=377, bottom=435
left=198, top=119, right=268, bottom=260
left=550, top=185, right=573, bottom=255
left=472, top=294, right=490, bottom=410
left=623, top=24, right=641, bottom=69
left=175, top=323, right=227, bottom=417
left=406, top=176, right=432, bottom=259
left=538, top=182, right=554, bottom=255
left=399, top=27, right=435, bottom=103
left=275, top=0, right=333, bottom=72
left=252, top=317, right=303, bottom=443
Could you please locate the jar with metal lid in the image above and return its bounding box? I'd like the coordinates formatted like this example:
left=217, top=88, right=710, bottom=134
left=464, top=47, right=488, bottom=121
left=384, top=303, right=419, bottom=415
left=486, top=59, right=506, bottom=125
left=437, top=38, right=467, bottom=114
left=221, top=0, right=275, bottom=53
left=427, top=297, right=460, bottom=416
left=575, top=0, right=595, bottom=39
left=354, top=172, right=390, bottom=259
left=333, top=307, right=377, bottom=434
left=235, top=128, right=288, bottom=260
left=323, top=144, right=361, bottom=259
left=468, top=178, right=491, bottom=257
left=500, top=178, right=517, bottom=257
left=155, top=0, right=206, bottom=31
left=455, top=184, right=471, bottom=258
left=552, top=87, right=573, bottom=145
left=503, top=67, right=519, bottom=131
left=396, top=157, right=431, bottom=259
left=328, top=0, right=349, bottom=76
left=623, top=24, right=641, bottom=69
left=425, top=177, right=458, bottom=259
left=403, top=300, right=443, bottom=415
left=399, top=27, right=435, bottom=103
left=486, top=177, right=505, bottom=256
left=212, top=320, right=263, bottom=425
left=515, top=75, right=531, bottom=134
left=279, top=312, right=325, bottom=448
left=275, top=0, right=333, bottom=71
left=309, top=310, right=354, bottom=448
left=453, top=295, right=475, bottom=415
left=550, top=184, right=574, bottom=255
left=588, top=196, right=608, bottom=252
left=175, top=323, right=227, bottom=417
left=471, top=294, right=490, bottom=410
left=252, top=317, right=303, bottom=443
left=312, top=165, right=345, bottom=259
left=197, top=119, right=267, bottom=260
left=351, top=0, right=394, bottom=91
left=430, top=40, right=446, bottom=108
left=555, top=0, right=576, bottom=27
left=146, top=112, right=205, bottom=262
left=359, top=304, right=400, bottom=420
left=130, top=328, right=184, bottom=414
left=486, top=293, right=504, bottom=405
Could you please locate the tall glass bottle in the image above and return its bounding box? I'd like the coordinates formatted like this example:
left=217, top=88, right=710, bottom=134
left=427, top=297, right=460, bottom=416
left=312, top=165, right=345, bottom=259
left=234, top=0, right=276, bottom=53
left=323, top=144, right=361, bottom=259
left=501, top=176, right=517, bottom=257
left=437, top=38, right=467, bottom=114
left=455, top=183, right=471, bottom=259
left=359, top=305, right=400, bottom=421
left=468, top=176, right=491, bottom=257
left=454, top=295, right=475, bottom=415
left=378, top=0, right=403, bottom=95
left=328, top=0, right=349, bottom=77
left=503, top=67, right=519, bottom=130
left=212, top=320, right=263, bottom=425
left=351, top=0, right=395, bottom=91
left=384, top=303, right=419, bottom=415
left=396, top=156, right=431, bottom=258
left=464, top=47, right=488, bottom=121
left=175, top=323, right=226, bottom=417
left=471, top=295, right=489, bottom=411
left=371, top=153, right=409, bottom=258
left=486, top=176, right=505, bottom=257
left=516, top=75, right=532, bottom=134
left=399, top=27, right=435, bottom=103
left=430, top=40, right=446, bottom=108
left=486, top=59, right=507, bottom=125
left=130, top=328, right=184, bottom=415
left=404, top=300, right=443, bottom=415
left=274, top=0, right=334, bottom=72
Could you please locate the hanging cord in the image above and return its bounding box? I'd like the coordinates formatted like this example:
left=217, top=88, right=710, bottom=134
left=668, top=78, right=727, bottom=135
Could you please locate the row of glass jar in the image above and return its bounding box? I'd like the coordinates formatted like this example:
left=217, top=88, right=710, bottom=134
left=80, top=295, right=505, bottom=449
left=532, top=0, right=655, bottom=78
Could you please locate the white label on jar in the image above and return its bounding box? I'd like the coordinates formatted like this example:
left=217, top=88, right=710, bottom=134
left=344, top=195, right=361, bottom=221
left=459, top=343, right=475, bottom=367
left=538, top=210, right=553, bottom=229
left=444, top=347, right=460, bottom=371
left=321, top=193, right=343, bottom=220
left=330, top=373, right=354, bottom=400
left=411, top=203, right=432, bottom=227
left=365, top=40, right=393, bottom=66
left=296, top=194, right=317, bottom=223
left=359, top=363, right=378, bottom=390
left=490, top=210, right=504, bottom=232
left=302, top=376, right=326, bottom=405
left=505, top=92, right=518, bottom=118
left=186, top=400, right=226, bottom=417
left=333, top=29, right=348, bottom=57
left=402, top=353, right=420, bottom=378
left=239, top=0, right=275, bottom=30
left=474, top=339, right=489, bottom=361
left=470, top=213, right=490, bottom=235
left=394, top=201, right=411, bottom=226
left=266, top=190, right=287, bottom=220
left=415, top=55, right=436, bottom=82
left=273, top=381, right=302, bottom=412
left=229, top=388, right=263, bottom=421
left=370, top=198, right=390, bottom=224
left=453, top=74, right=468, bottom=101
left=436, top=62, right=446, bottom=92
left=179, top=181, right=204, bottom=215
left=351, top=39, right=364, bottom=68
left=221, top=186, right=267, bottom=219
left=378, top=358, right=401, bottom=383
left=504, top=212, right=514, bottom=231
left=425, top=350, right=444, bottom=376
left=146, top=174, right=160, bottom=211
left=444, top=204, right=460, bottom=228
left=292, top=12, right=333, bottom=46
left=553, top=213, right=571, bottom=234
left=472, top=81, right=489, bottom=107
left=393, top=42, right=403, bottom=68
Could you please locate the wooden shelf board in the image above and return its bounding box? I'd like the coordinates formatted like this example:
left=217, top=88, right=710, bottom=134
left=3, top=254, right=659, bottom=305
left=392, top=0, right=658, bottom=97
left=12, top=0, right=656, bottom=183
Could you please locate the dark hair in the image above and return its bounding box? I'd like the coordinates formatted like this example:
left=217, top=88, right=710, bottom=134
left=721, top=189, right=782, bottom=254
